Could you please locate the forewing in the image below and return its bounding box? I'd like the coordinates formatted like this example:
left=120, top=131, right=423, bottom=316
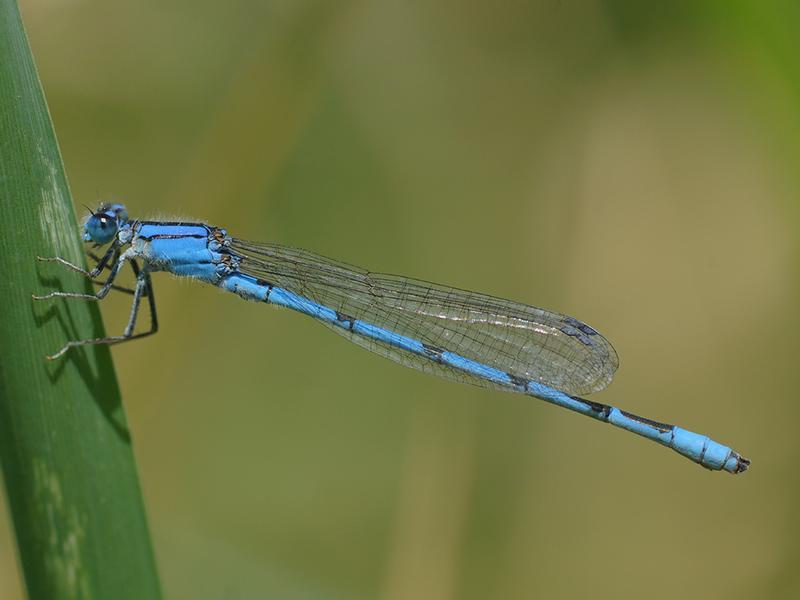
left=230, top=239, right=618, bottom=395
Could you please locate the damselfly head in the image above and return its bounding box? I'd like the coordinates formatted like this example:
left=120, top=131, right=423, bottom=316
left=82, top=203, right=128, bottom=245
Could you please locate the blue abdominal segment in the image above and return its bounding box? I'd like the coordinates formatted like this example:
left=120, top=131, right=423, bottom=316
left=229, top=273, right=747, bottom=473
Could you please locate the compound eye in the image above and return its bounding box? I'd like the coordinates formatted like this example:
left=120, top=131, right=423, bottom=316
left=84, top=213, right=119, bottom=244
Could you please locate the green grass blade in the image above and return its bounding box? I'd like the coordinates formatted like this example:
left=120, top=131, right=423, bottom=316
left=0, top=1, right=161, bottom=598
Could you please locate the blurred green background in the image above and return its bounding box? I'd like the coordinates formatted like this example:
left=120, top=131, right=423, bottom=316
left=3, top=1, right=799, bottom=598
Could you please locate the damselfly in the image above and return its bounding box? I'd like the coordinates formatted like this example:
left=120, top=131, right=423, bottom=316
left=34, top=204, right=749, bottom=474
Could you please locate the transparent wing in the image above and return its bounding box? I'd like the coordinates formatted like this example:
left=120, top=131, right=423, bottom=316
left=230, top=239, right=619, bottom=395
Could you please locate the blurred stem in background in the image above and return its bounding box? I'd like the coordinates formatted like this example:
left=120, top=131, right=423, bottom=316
left=0, top=1, right=161, bottom=598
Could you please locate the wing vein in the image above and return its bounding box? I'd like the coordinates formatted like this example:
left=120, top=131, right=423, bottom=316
left=230, top=239, right=618, bottom=395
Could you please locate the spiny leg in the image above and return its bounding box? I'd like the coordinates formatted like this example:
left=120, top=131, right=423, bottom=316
left=132, top=263, right=159, bottom=336
left=36, top=248, right=135, bottom=296
left=45, top=267, right=158, bottom=360
left=122, top=264, right=157, bottom=337
left=36, top=244, right=118, bottom=279
left=36, top=247, right=134, bottom=294
left=88, top=253, right=138, bottom=295
left=91, top=279, right=135, bottom=295
left=33, top=251, right=129, bottom=302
